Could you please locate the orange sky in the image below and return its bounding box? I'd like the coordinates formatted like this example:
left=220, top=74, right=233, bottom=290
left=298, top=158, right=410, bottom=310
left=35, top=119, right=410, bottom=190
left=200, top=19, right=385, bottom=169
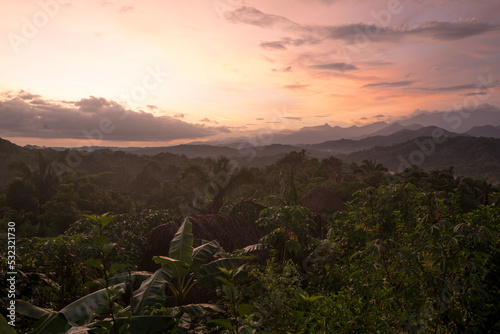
left=1, top=0, right=499, bottom=146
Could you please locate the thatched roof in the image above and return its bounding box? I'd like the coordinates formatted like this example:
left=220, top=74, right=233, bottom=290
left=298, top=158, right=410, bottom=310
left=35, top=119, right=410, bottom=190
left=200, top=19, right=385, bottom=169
left=144, top=213, right=262, bottom=266
left=299, top=186, right=346, bottom=217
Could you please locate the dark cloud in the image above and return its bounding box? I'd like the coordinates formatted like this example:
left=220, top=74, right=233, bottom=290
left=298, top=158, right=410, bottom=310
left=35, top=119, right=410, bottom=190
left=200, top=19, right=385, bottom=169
left=283, top=116, right=302, bottom=120
left=460, top=91, right=489, bottom=97
left=172, top=113, right=186, bottom=119
left=310, top=62, right=358, bottom=72
left=256, top=117, right=264, bottom=120
left=403, top=19, right=497, bottom=41
left=226, top=6, right=498, bottom=44
left=412, top=80, right=498, bottom=93
left=260, top=41, right=287, bottom=50
left=260, top=37, right=320, bottom=51
left=283, top=84, right=308, bottom=90
left=374, top=114, right=385, bottom=118
left=415, top=83, right=477, bottom=92
left=30, top=99, right=48, bottom=105
left=319, top=19, right=499, bottom=42
left=362, top=80, right=417, bottom=88
left=0, top=94, right=229, bottom=142
left=18, top=90, right=40, bottom=100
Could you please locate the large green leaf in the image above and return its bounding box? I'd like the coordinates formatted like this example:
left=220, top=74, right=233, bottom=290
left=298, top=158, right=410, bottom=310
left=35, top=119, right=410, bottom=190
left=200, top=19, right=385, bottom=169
left=30, top=312, right=69, bottom=334
left=0, top=314, right=16, bottom=334
left=242, top=243, right=268, bottom=253
left=195, top=258, right=243, bottom=289
left=191, top=240, right=224, bottom=272
left=60, top=283, right=125, bottom=326
left=181, top=303, right=223, bottom=316
left=168, top=218, right=194, bottom=277
left=153, top=256, right=190, bottom=278
left=108, top=271, right=152, bottom=286
left=16, top=300, right=52, bottom=320
left=132, top=266, right=173, bottom=314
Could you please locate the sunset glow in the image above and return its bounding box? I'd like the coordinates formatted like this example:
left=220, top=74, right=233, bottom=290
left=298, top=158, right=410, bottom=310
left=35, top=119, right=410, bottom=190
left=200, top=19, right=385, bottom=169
left=1, top=0, right=499, bottom=146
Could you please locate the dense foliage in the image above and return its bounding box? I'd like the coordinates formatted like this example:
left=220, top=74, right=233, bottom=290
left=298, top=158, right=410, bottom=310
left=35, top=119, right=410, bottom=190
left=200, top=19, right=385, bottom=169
left=1, top=147, right=499, bottom=333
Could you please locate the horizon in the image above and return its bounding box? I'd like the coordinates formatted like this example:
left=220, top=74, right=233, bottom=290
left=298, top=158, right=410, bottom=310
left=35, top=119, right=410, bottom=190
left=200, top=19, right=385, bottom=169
left=1, top=0, right=499, bottom=147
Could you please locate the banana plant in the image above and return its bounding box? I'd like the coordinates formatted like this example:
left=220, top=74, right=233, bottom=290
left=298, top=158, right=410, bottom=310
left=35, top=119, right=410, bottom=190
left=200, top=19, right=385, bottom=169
left=16, top=217, right=242, bottom=333
left=153, top=217, right=244, bottom=305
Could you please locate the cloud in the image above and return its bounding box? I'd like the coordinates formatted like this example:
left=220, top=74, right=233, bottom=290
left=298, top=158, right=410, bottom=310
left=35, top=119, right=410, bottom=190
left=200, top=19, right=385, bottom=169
left=310, top=62, right=358, bottom=72
left=256, top=117, right=264, bottom=120
left=260, top=37, right=319, bottom=51
left=172, top=113, right=186, bottom=119
left=403, top=19, right=498, bottom=41
left=415, top=83, right=477, bottom=92
left=460, top=91, right=489, bottom=97
left=225, top=6, right=294, bottom=28
left=272, top=66, right=292, bottom=72
left=283, top=84, right=308, bottom=90
left=283, top=116, right=302, bottom=120
left=0, top=93, right=229, bottom=142
left=226, top=6, right=498, bottom=44
left=411, top=80, right=497, bottom=93
left=18, top=90, right=40, bottom=100
left=200, top=118, right=219, bottom=124
left=374, top=114, right=385, bottom=118
left=362, top=80, right=417, bottom=88
left=119, top=6, right=134, bottom=13
left=260, top=41, right=288, bottom=50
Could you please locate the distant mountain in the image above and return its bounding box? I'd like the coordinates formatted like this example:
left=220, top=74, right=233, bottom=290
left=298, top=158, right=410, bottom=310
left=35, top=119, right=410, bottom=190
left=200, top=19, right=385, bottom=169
left=129, top=145, right=239, bottom=159
left=359, top=122, right=424, bottom=138
left=344, top=136, right=500, bottom=184
left=465, top=125, right=500, bottom=138
left=274, top=121, right=389, bottom=145
left=306, top=126, right=460, bottom=154
left=397, top=103, right=500, bottom=133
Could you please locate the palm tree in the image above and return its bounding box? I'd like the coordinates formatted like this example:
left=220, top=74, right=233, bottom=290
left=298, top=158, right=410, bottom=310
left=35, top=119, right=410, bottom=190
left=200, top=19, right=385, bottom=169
left=8, top=151, right=59, bottom=206
left=353, top=159, right=388, bottom=175
left=182, top=156, right=254, bottom=214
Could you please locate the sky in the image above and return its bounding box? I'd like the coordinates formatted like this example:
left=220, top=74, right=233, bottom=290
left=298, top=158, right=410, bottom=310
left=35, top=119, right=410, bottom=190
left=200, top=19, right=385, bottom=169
left=0, top=0, right=499, bottom=147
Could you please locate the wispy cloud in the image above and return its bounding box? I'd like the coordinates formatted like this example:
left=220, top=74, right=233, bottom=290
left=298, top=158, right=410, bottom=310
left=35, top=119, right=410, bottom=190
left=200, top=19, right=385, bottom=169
left=260, top=41, right=288, bottom=50
left=362, top=80, right=418, bottom=88
left=310, top=62, right=358, bottom=72
left=283, top=84, right=308, bottom=90
left=226, top=6, right=499, bottom=43
left=200, top=117, right=219, bottom=124
left=119, top=6, right=134, bottom=13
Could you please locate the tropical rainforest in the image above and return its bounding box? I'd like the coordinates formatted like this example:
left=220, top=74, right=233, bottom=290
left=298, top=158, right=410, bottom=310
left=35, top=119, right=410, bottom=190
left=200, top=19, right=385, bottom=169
left=0, top=137, right=499, bottom=333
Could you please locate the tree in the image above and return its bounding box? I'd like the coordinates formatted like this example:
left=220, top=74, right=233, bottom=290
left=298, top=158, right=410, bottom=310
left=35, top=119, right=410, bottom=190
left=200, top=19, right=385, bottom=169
left=352, top=159, right=388, bottom=187
left=7, top=151, right=59, bottom=206
left=182, top=156, right=254, bottom=214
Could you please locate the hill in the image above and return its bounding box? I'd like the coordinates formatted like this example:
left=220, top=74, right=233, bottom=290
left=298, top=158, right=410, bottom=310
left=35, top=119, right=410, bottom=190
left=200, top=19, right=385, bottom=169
left=465, top=125, right=500, bottom=138
left=306, top=126, right=461, bottom=154
left=344, top=136, right=500, bottom=183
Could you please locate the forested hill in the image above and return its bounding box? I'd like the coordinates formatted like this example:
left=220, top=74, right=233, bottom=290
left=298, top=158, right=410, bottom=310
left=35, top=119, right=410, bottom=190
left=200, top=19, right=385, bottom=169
left=1, top=135, right=500, bottom=186
left=343, top=136, right=500, bottom=183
